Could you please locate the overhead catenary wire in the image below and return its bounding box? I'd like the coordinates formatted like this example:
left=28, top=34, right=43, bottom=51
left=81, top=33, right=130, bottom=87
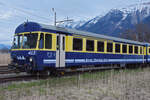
left=0, top=1, right=90, bottom=27
left=0, top=8, right=51, bottom=26
left=0, top=1, right=90, bottom=29
left=0, top=1, right=52, bottom=23
left=0, top=1, right=86, bottom=26
left=0, top=1, right=55, bottom=45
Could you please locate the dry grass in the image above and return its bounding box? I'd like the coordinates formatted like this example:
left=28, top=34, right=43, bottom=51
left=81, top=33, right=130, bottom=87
left=0, top=68, right=150, bottom=100
left=0, top=53, right=10, bottom=65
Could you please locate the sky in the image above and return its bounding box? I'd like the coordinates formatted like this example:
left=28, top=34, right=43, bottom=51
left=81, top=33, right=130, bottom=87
left=0, top=0, right=149, bottom=45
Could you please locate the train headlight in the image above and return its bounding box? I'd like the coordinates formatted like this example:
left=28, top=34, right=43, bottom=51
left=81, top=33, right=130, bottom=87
left=29, top=58, right=33, bottom=62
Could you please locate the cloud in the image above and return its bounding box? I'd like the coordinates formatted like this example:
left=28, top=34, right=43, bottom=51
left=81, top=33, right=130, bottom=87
left=0, top=1, right=5, bottom=6
left=0, top=11, right=14, bottom=20
left=0, top=1, right=15, bottom=20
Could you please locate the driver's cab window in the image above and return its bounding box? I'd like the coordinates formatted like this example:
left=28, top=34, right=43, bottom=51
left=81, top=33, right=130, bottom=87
left=22, top=36, right=28, bottom=48
left=39, top=33, right=44, bottom=49
left=22, top=33, right=38, bottom=49
left=12, top=35, right=23, bottom=49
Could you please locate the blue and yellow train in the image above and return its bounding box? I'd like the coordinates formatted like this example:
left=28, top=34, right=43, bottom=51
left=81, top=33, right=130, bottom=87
left=9, top=22, right=150, bottom=75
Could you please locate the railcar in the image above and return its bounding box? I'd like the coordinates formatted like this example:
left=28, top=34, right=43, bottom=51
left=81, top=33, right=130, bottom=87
left=9, top=22, right=149, bottom=75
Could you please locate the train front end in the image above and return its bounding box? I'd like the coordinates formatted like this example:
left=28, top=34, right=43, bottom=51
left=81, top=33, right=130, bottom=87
left=10, top=32, right=39, bottom=72
left=9, top=22, right=56, bottom=73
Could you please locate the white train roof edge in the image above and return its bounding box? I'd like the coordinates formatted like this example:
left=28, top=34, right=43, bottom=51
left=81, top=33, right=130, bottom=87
left=40, top=23, right=147, bottom=46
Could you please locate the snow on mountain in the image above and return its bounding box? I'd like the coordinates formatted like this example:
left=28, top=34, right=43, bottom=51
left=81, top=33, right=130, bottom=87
left=79, top=15, right=104, bottom=29
left=58, top=20, right=87, bottom=29
left=120, top=2, right=150, bottom=23
left=86, top=15, right=103, bottom=25
left=121, top=2, right=150, bottom=13
left=58, top=2, right=150, bottom=37
left=76, top=2, right=150, bottom=37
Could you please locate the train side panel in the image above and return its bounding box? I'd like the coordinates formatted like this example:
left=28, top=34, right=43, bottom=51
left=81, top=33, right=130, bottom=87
left=65, top=52, right=145, bottom=66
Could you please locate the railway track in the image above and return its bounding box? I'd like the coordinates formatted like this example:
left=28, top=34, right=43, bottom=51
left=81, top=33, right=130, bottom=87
left=0, top=65, right=8, bottom=70
left=0, top=69, right=16, bottom=74
left=0, top=64, right=145, bottom=84
left=0, top=65, right=19, bottom=74
left=0, top=74, right=48, bottom=84
left=0, top=65, right=48, bottom=83
left=0, top=74, right=30, bottom=83
left=0, top=65, right=50, bottom=84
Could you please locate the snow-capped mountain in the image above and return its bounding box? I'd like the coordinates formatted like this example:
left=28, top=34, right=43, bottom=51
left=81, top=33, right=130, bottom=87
left=58, top=20, right=87, bottom=29
left=62, top=2, right=150, bottom=37
left=120, top=2, right=150, bottom=24
left=77, top=15, right=103, bottom=30
left=79, top=2, right=150, bottom=37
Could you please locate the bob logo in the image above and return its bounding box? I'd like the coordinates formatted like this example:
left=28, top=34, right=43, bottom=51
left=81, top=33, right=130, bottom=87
left=28, top=51, right=36, bottom=55
left=17, top=56, right=26, bottom=60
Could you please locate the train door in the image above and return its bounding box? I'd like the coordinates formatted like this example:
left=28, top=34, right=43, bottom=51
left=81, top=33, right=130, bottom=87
left=56, top=34, right=66, bottom=67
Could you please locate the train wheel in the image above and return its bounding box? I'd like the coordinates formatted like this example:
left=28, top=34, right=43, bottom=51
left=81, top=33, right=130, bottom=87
left=51, top=70, right=64, bottom=77
left=60, top=71, right=65, bottom=76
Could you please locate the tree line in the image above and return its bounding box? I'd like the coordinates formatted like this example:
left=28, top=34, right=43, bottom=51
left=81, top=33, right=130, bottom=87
left=121, top=23, right=150, bottom=43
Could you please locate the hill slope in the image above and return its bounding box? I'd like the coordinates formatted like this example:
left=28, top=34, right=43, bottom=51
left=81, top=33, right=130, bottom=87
left=61, top=2, right=150, bottom=37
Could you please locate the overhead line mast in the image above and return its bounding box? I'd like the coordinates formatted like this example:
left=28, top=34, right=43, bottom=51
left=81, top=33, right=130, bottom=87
left=52, top=8, right=73, bottom=26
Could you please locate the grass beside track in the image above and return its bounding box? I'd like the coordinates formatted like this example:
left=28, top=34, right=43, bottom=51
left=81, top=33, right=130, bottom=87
left=0, top=68, right=144, bottom=91
left=0, top=67, right=149, bottom=100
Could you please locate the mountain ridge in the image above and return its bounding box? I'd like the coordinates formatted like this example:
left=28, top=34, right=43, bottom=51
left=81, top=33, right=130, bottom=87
left=60, top=2, right=150, bottom=38
left=0, top=44, right=11, bottom=49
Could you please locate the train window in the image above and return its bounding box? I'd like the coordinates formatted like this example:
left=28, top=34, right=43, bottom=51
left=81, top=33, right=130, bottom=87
left=86, top=40, right=94, bottom=51
left=140, top=47, right=143, bottom=54
left=107, top=42, right=113, bottom=52
left=45, top=34, right=52, bottom=49
left=39, top=33, right=44, bottom=49
left=122, top=44, right=127, bottom=53
left=129, top=45, right=133, bottom=54
left=57, top=36, right=60, bottom=50
left=12, top=35, right=23, bottom=49
left=97, top=41, right=104, bottom=52
left=134, top=46, right=138, bottom=54
left=73, top=38, right=83, bottom=51
left=63, top=36, right=65, bottom=50
left=115, top=44, right=120, bottom=53
left=22, top=33, right=38, bottom=49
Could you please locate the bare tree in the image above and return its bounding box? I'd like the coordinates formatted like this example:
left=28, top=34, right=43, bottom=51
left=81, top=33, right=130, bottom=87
left=122, top=23, right=150, bottom=42
left=121, top=29, right=137, bottom=41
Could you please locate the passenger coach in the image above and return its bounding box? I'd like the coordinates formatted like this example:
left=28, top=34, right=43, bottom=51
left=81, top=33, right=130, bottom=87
left=10, top=22, right=149, bottom=75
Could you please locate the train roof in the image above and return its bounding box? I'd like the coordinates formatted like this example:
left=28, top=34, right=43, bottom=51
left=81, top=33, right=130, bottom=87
left=15, top=22, right=145, bottom=45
